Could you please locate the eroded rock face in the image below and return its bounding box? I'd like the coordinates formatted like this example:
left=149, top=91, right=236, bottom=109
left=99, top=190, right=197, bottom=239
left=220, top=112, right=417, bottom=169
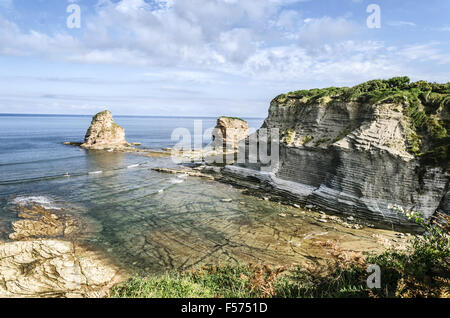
left=0, top=199, right=122, bottom=298
left=212, top=117, right=249, bottom=149
left=81, top=110, right=129, bottom=150
left=0, top=240, right=121, bottom=298
left=439, top=190, right=450, bottom=215
left=230, top=79, right=449, bottom=229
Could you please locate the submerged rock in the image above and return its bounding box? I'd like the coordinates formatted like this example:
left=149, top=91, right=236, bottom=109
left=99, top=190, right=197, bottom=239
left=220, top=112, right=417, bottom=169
left=81, top=110, right=129, bottom=150
left=152, top=167, right=214, bottom=180
left=8, top=204, right=97, bottom=241
left=226, top=77, right=449, bottom=229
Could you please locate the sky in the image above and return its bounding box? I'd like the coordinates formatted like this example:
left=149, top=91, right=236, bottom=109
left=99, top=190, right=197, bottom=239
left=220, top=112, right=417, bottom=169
left=0, top=0, right=449, bottom=117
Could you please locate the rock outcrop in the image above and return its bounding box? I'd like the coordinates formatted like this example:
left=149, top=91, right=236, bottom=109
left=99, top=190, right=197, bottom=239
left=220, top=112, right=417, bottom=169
left=227, top=77, right=449, bottom=229
left=7, top=203, right=98, bottom=241
left=0, top=199, right=123, bottom=298
left=212, top=117, right=249, bottom=149
left=81, top=110, right=129, bottom=150
left=0, top=240, right=121, bottom=298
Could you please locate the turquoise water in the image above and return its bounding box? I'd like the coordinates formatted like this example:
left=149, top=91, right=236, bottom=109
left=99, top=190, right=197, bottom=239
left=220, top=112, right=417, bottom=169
left=0, top=114, right=396, bottom=275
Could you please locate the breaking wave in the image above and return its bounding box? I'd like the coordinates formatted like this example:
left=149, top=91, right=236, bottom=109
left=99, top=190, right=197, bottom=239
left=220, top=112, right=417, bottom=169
left=10, top=195, right=62, bottom=210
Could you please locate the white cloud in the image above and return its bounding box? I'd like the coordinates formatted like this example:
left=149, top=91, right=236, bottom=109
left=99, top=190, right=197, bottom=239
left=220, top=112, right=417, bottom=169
left=387, top=21, right=416, bottom=27
left=0, top=15, right=80, bottom=56
left=241, top=40, right=405, bottom=84
left=298, top=17, right=359, bottom=45
left=397, top=42, right=450, bottom=65
left=0, top=0, right=448, bottom=87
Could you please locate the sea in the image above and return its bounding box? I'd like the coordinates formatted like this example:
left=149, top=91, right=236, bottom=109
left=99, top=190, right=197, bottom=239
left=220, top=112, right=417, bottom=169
left=0, top=114, right=396, bottom=274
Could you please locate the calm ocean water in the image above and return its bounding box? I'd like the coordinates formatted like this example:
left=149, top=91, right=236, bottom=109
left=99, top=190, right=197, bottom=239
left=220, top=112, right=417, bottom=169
left=0, top=114, right=263, bottom=183
left=0, top=114, right=394, bottom=274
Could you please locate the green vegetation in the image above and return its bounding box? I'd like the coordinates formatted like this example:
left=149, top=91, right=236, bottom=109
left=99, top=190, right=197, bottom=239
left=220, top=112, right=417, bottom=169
left=281, top=129, right=296, bottom=144
left=98, top=122, right=123, bottom=137
left=301, top=135, right=314, bottom=145
left=93, top=110, right=111, bottom=121
left=331, top=125, right=352, bottom=144
left=111, top=264, right=282, bottom=298
left=110, top=273, right=216, bottom=298
left=111, top=214, right=449, bottom=298
left=275, top=77, right=449, bottom=168
left=111, top=123, right=123, bottom=136
left=277, top=211, right=449, bottom=298
left=314, top=137, right=331, bottom=147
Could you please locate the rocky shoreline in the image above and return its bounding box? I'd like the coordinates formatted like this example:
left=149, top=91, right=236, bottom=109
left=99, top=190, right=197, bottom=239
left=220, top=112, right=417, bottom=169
left=151, top=164, right=401, bottom=232
left=0, top=175, right=411, bottom=298
left=66, top=101, right=449, bottom=231
left=0, top=200, right=124, bottom=298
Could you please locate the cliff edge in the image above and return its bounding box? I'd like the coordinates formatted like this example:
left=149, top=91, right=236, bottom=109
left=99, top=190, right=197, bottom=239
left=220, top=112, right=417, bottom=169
left=227, top=77, right=449, bottom=229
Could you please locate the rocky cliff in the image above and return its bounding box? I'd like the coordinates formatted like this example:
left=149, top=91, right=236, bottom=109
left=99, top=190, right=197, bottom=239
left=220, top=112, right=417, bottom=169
left=227, top=77, right=449, bottom=229
left=81, top=110, right=129, bottom=150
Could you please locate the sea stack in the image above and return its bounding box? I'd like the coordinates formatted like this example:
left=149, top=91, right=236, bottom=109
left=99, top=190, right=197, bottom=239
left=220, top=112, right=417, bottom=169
left=212, top=117, right=249, bottom=149
left=81, top=110, right=129, bottom=150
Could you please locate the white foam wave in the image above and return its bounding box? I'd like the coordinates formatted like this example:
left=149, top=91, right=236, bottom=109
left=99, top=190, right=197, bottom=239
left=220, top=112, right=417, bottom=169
left=89, top=171, right=103, bottom=175
left=10, top=196, right=61, bottom=210
left=170, top=178, right=184, bottom=184
left=127, top=164, right=140, bottom=169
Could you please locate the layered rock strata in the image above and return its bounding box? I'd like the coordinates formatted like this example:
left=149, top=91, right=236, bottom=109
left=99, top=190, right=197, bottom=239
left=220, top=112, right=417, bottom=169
left=227, top=78, right=449, bottom=229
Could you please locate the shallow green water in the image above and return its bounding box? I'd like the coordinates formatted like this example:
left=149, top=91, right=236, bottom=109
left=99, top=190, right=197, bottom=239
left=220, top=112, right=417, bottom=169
left=0, top=115, right=402, bottom=276
left=1, top=151, right=402, bottom=275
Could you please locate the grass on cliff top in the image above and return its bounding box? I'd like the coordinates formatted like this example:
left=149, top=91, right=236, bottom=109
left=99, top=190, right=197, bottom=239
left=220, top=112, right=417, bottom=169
left=110, top=214, right=449, bottom=298
left=276, top=77, right=449, bottom=168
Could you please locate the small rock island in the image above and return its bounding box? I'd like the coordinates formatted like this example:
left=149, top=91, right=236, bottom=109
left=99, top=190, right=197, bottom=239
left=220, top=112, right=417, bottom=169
left=81, top=110, right=130, bottom=150
left=212, top=116, right=249, bottom=149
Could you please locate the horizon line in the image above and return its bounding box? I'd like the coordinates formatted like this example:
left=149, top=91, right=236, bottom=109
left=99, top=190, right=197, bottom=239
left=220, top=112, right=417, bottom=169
left=0, top=113, right=266, bottom=120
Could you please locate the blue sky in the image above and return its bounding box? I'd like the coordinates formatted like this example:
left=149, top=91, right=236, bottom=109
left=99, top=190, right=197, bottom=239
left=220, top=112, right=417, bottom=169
left=0, top=0, right=449, bottom=117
